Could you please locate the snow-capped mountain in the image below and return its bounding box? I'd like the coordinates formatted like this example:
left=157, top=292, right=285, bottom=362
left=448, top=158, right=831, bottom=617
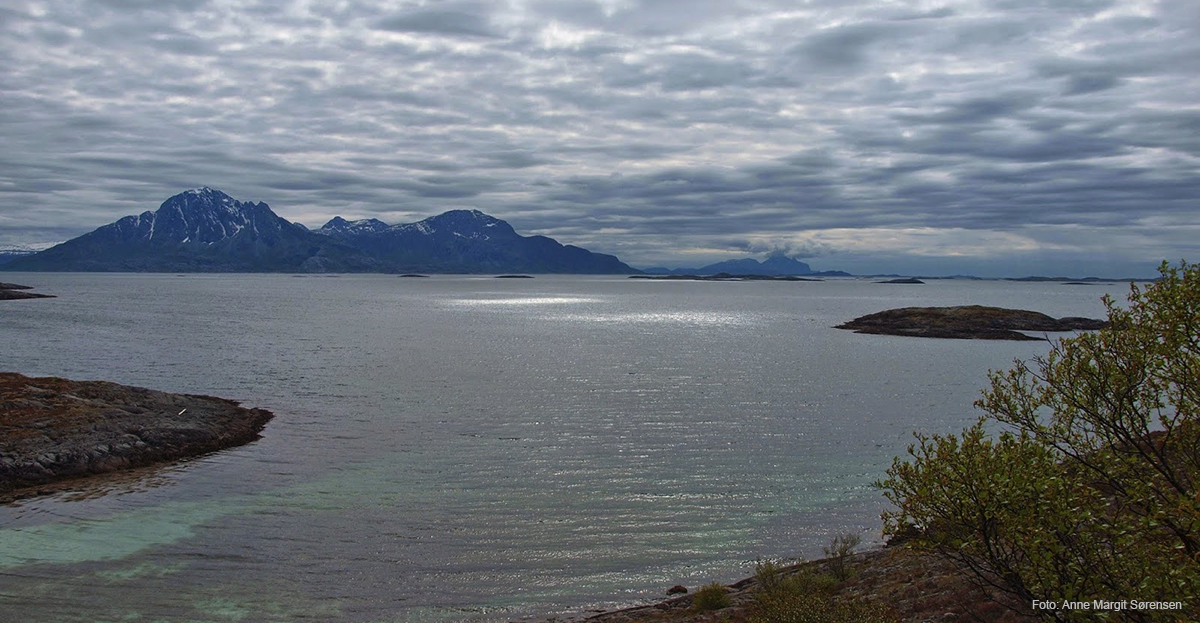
left=314, top=208, right=635, bottom=274
left=4, top=189, right=638, bottom=274
left=317, top=216, right=390, bottom=238
left=3, top=188, right=380, bottom=272
left=99, top=188, right=290, bottom=245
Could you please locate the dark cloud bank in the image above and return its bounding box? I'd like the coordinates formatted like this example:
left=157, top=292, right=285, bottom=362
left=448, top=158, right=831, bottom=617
left=2, top=0, right=1197, bottom=276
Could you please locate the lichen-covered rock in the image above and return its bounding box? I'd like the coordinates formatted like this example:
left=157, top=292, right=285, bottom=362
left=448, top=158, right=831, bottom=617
left=1, top=372, right=271, bottom=498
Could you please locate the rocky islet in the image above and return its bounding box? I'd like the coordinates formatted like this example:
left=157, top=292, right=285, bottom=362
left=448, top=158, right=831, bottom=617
left=0, top=373, right=272, bottom=501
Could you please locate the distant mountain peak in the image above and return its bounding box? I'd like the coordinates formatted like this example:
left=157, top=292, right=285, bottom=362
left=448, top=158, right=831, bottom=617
left=393, top=209, right=516, bottom=240
left=425, top=209, right=503, bottom=227
left=159, top=187, right=253, bottom=219
left=651, top=254, right=815, bottom=276
left=142, top=187, right=272, bottom=244
left=175, top=186, right=235, bottom=203
left=184, top=186, right=220, bottom=195
left=319, top=216, right=390, bottom=236
left=2, top=188, right=384, bottom=273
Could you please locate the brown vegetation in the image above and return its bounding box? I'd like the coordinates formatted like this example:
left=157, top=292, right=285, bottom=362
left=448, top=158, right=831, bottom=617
left=550, top=546, right=1034, bottom=623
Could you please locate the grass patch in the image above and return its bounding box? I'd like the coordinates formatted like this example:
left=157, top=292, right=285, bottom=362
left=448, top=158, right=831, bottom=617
left=748, top=567, right=896, bottom=623
left=691, top=581, right=732, bottom=612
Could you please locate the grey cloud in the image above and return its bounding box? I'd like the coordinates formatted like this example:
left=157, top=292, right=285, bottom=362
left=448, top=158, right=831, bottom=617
left=603, top=0, right=804, bottom=36
left=900, top=92, right=1041, bottom=124
left=525, top=0, right=608, bottom=27
left=944, top=18, right=1032, bottom=50
left=727, top=238, right=835, bottom=258
left=474, top=150, right=558, bottom=169
left=147, top=31, right=217, bottom=56
left=1, top=0, right=1196, bottom=276
left=793, top=22, right=908, bottom=70
left=92, top=0, right=210, bottom=12
left=1118, top=110, right=1200, bottom=156
left=350, top=157, right=464, bottom=173
left=987, top=0, right=1115, bottom=15
left=1036, top=44, right=1200, bottom=82
left=1062, top=74, right=1122, bottom=96
left=891, top=7, right=956, bottom=21
left=657, top=55, right=749, bottom=91
left=374, top=8, right=501, bottom=39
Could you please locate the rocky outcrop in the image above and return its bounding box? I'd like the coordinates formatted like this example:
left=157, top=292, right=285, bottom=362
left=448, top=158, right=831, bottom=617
left=836, top=305, right=1107, bottom=340
left=0, top=373, right=272, bottom=499
left=0, top=282, right=54, bottom=300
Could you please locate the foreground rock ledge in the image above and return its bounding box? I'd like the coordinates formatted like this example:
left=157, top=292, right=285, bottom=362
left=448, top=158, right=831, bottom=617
left=545, top=547, right=1032, bottom=623
left=0, top=372, right=272, bottom=500
left=836, top=305, right=1107, bottom=340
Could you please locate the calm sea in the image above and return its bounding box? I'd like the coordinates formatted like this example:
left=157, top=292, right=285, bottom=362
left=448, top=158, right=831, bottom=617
left=0, top=273, right=1126, bottom=622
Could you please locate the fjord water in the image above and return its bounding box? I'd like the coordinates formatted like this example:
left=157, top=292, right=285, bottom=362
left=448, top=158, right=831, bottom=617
left=0, top=274, right=1125, bottom=622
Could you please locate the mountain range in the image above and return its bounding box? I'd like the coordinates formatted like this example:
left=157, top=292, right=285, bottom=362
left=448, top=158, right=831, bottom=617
left=313, top=209, right=633, bottom=274
left=0, top=249, right=36, bottom=266
left=2, top=188, right=637, bottom=274
left=641, top=255, right=850, bottom=277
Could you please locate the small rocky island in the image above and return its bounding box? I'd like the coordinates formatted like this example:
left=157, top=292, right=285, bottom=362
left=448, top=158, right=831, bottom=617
left=1, top=373, right=272, bottom=500
left=0, top=282, right=54, bottom=300
left=836, top=305, right=1107, bottom=340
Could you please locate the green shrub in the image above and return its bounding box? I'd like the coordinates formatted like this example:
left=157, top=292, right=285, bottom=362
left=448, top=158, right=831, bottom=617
left=777, top=568, right=838, bottom=597
left=822, top=533, right=862, bottom=581
left=691, top=581, right=732, bottom=612
left=749, top=570, right=895, bottom=623
left=879, top=261, right=1200, bottom=622
left=754, top=558, right=789, bottom=594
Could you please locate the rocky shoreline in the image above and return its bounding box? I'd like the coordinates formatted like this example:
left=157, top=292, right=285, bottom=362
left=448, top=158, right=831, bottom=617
left=541, top=546, right=1034, bottom=623
left=0, top=372, right=272, bottom=501
left=836, top=305, right=1107, bottom=340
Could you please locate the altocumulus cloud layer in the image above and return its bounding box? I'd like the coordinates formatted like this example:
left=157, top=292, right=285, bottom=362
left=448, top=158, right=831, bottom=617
left=2, top=0, right=1198, bottom=275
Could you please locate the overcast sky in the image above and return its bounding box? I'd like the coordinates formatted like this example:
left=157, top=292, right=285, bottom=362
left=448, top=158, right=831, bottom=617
left=2, top=0, right=1198, bottom=276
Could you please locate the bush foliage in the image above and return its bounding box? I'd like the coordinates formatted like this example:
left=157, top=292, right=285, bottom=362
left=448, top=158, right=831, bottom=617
left=823, top=533, right=862, bottom=582
left=879, top=261, right=1200, bottom=621
left=749, top=565, right=894, bottom=623
left=692, top=581, right=733, bottom=612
